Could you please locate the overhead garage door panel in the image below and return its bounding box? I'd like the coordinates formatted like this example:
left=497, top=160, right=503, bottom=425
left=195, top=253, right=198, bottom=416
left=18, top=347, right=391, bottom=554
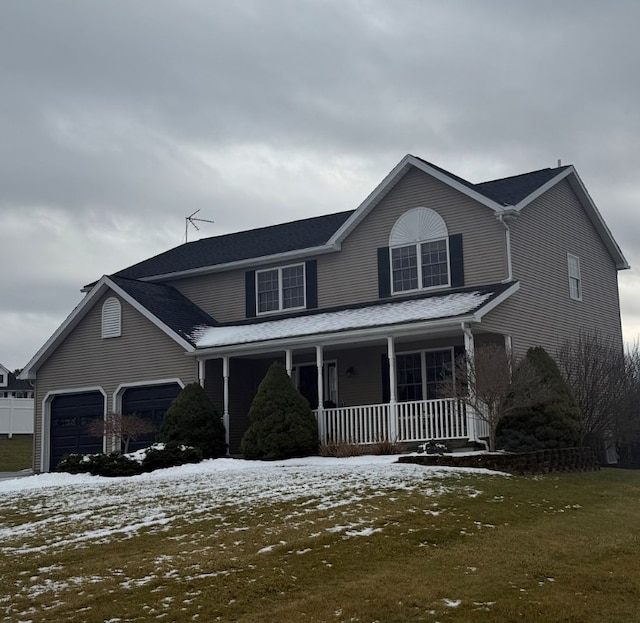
left=122, top=383, right=182, bottom=452
left=50, top=392, right=104, bottom=470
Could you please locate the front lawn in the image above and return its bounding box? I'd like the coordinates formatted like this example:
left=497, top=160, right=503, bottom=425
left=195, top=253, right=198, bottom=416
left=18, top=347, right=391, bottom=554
left=0, top=457, right=639, bottom=622
left=0, top=434, right=32, bottom=471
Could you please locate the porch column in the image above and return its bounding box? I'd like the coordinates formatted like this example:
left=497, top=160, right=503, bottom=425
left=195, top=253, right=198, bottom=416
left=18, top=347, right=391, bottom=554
left=316, top=345, right=325, bottom=442
left=198, top=359, right=206, bottom=387
left=285, top=349, right=293, bottom=377
left=387, top=336, right=398, bottom=441
left=462, top=324, right=477, bottom=441
left=222, top=356, right=230, bottom=453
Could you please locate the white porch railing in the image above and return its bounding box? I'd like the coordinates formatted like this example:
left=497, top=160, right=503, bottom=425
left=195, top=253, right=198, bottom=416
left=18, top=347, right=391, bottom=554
left=316, top=398, right=489, bottom=445
left=0, top=398, right=34, bottom=437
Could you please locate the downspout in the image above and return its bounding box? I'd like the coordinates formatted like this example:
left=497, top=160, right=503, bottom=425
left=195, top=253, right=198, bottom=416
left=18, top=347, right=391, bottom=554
left=496, top=208, right=518, bottom=283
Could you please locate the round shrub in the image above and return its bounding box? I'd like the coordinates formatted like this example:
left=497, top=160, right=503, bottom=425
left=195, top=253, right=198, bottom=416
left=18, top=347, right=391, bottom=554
left=158, top=383, right=226, bottom=458
left=241, top=362, right=319, bottom=460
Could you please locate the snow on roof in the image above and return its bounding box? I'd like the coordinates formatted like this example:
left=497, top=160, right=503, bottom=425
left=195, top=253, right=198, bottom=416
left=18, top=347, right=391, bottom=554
left=193, top=290, right=493, bottom=348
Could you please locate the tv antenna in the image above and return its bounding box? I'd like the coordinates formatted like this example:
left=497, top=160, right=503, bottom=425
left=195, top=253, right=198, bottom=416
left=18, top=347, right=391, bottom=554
left=184, top=209, right=215, bottom=243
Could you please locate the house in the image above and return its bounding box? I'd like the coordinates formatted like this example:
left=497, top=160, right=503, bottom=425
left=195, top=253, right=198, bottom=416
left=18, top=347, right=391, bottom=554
left=20, top=155, right=629, bottom=472
left=0, top=364, right=34, bottom=436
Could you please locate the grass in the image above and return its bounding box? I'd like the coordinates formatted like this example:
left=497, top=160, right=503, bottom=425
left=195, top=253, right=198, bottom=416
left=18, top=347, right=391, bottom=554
left=1, top=465, right=640, bottom=622
left=0, top=434, right=32, bottom=471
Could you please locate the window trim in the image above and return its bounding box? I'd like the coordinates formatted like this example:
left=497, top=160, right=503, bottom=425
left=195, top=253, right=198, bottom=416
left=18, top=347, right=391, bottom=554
left=568, top=253, right=582, bottom=301
left=390, top=237, right=451, bottom=295
left=396, top=347, right=455, bottom=401
left=255, top=263, right=306, bottom=315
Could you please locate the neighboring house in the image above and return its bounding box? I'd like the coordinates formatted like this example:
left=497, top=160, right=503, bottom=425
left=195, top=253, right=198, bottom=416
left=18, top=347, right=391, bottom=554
left=0, top=364, right=34, bottom=436
left=20, top=155, right=629, bottom=472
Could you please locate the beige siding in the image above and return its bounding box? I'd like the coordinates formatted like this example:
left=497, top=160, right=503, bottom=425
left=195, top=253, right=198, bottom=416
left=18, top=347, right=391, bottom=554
left=319, top=168, right=506, bottom=308
left=482, top=179, right=623, bottom=356
left=168, top=167, right=507, bottom=322
left=33, top=292, right=198, bottom=471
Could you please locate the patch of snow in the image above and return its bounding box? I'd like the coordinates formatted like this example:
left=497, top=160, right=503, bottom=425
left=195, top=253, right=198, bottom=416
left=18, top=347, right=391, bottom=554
left=443, top=598, right=461, bottom=607
left=193, top=291, right=494, bottom=348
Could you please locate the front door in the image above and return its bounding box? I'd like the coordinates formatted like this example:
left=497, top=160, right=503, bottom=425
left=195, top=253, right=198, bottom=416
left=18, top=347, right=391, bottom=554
left=293, top=362, right=338, bottom=408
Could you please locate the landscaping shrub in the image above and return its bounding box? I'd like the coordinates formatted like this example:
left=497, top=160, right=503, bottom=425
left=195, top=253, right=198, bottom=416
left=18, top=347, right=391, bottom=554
left=158, top=383, right=226, bottom=458
left=370, top=438, right=403, bottom=455
left=319, top=440, right=364, bottom=458
left=141, top=444, right=202, bottom=471
left=241, top=362, right=319, bottom=460
left=497, top=346, right=581, bottom=452
left=57, top=452, right=142, bottom=477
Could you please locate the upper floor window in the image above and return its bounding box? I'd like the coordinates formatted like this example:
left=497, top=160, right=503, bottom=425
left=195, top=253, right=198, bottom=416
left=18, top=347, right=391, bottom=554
left=102, top=296, right=122, bottom=338
left=568, top=253, right=582, bottom=301
left=389, top=208, right=450, bottom=294
left=256, top=264, right=305, bottom=314
left=0, top=374, right=4, bottom=385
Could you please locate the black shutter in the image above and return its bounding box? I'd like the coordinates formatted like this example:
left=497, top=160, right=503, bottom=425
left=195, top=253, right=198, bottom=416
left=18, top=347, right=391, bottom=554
left=377, top=247, right=391, bottom=298
left=449, top=234, right=464, bottom=288
left=305, top=260, right=318, bottom=309
left=381, top=353, right=390, bottom=403
left=245, top=270, right=256, bottom=318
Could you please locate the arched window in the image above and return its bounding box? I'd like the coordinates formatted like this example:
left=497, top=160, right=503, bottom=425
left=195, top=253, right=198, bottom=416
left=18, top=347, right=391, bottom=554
left=101, top=297, right=122, bottom=338
left=389, top=208, right=450, bottom=293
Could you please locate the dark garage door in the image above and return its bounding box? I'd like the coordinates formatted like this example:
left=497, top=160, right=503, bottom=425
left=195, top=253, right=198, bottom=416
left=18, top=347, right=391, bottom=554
left=121, top=383, right=182, bottom=452
left=50, top=392, right=105, bottom=470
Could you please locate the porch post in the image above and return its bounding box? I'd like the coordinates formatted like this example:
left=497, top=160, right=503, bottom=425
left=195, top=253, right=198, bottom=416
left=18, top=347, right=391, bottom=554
left=285, top=349, right=293, bottom=377
left=315, top=345, right=325, bottom=442
left=387, top=336, right=398, bottom=441
left=222, top=356, right=230, bottom=454
left=462, top=324, right=477, bottom=441
left=198, top=359, right=205, bottom=387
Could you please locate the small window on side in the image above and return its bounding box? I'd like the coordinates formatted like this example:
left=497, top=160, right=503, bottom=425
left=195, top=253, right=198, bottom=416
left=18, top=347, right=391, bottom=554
left=568, top=254, right=582, bottom=301
left=102, top=297, right=122, bottom=338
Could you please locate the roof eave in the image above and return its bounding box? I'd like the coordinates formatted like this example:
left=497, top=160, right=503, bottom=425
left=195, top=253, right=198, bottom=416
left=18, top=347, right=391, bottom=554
left=107, top=244, right=340, bottom=286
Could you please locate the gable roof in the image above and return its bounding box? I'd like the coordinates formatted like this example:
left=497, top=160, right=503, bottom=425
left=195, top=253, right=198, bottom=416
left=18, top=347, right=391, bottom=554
left=99, top=154, right=627, bottom=284
left=0, top=365, right=32, bottom=390
left=20, top=276, right=218, bottom=379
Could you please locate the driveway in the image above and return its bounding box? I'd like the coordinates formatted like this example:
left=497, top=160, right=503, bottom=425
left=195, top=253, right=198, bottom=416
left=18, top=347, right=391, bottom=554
left=0, top=469, right=33, bottom=481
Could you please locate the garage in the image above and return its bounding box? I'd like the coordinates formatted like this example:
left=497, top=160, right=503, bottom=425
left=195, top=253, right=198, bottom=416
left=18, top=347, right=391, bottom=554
left=121, top=382, right=182, bottom=452
left=50, top=391, right=105, bottom=470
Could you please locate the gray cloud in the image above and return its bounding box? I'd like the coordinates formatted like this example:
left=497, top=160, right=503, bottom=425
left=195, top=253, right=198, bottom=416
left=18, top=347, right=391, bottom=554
left=1, top=0, right=639, bottom=369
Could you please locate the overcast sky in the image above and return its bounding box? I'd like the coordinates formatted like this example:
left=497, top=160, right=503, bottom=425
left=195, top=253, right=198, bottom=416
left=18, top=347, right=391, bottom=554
left=1, top=0, right=639, bottom=371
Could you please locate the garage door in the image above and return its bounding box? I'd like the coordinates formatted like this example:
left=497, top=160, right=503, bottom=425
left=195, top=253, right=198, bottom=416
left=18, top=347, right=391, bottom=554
left=121, top=383, right=182, bottom=452
left=50, top=392, right=104, bottom=470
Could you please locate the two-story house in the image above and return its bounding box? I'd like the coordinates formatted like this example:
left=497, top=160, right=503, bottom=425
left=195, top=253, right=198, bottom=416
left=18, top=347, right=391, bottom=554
left=20, top=155, right=628, bottom=472
left=0, top=363, right=34, bottom=436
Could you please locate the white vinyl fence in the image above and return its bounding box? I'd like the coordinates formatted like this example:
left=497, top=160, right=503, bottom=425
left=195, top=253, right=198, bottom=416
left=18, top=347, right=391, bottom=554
left=0, top=398, right=34, bottom=437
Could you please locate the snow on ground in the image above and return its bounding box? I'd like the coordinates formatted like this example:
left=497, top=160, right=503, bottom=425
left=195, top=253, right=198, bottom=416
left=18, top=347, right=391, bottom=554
left=0, top=454, right=505, bottom=557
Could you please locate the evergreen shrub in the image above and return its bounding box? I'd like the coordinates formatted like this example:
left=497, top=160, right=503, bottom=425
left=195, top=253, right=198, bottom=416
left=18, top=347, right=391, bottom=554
left=241, top=362, right=319, bottom=460
left=158, top=383, right=226, bottom=458
left=497, top=346, right=581, bottom=452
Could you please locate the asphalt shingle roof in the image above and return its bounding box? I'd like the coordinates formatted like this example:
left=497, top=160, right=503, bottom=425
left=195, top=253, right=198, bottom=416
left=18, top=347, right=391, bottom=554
left=108, top=159, right=568, bottom=283
left=111, top=276, right=218, bottom=346
left=114, top=210, right=354, bottom=281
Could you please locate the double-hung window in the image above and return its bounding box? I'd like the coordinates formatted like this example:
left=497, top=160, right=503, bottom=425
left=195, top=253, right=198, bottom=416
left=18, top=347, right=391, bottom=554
left=396, top=349, right=454, bottom=401
left=256, top=264, right=305, bottom=314
left=568, top=253, right=582, bottom=301
left=391, top=238, right=449, bottom=293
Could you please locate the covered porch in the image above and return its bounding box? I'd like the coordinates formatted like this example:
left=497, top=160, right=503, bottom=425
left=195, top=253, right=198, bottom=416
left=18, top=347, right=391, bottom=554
left=191, top=284, right=517, bottom=453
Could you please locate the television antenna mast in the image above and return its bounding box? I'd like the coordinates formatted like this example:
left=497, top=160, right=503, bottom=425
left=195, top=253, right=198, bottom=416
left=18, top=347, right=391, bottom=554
left=184, top=209, right=215, bottom=243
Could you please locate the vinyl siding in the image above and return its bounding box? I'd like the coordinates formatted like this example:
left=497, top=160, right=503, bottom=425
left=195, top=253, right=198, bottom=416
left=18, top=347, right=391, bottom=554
left=33, top=292, right=198, bottom=471
left=481, top=179, right=623, bottom=356
left=318, top=168, right=506, bottom=307
left=167, top=167, right=507, bottom=322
